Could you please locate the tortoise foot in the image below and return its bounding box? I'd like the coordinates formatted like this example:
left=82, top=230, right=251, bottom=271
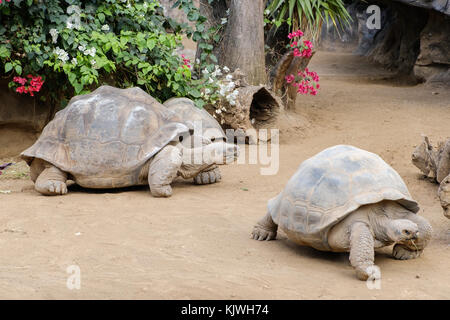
left=194, top=167, right=221, bottom=185
left=392, top=244, right=422, bottom=260
left=355, top=265, right=381, bottom=281
left=150, top=185, right=173, bottom=197
left=251, top=224, right=277, bottom=241
left=35, top=180, right=68, bottom=196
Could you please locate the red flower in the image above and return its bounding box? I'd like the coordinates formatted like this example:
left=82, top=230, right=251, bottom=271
left=285, top=74, right=295, bottom=83
left=13, top=74, right=44, bottom=96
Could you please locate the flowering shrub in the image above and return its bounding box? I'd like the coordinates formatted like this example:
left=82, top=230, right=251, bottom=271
left=285, top=30, right=320, bottom=96
left=0, top=0, right=217, bottom=108
left=13, top=75, right=44, bottom=96
left=288, top=30, right=313, bottom=58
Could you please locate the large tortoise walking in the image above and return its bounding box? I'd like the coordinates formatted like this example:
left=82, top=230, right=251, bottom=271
left=411, top=135, right=450, bottom=218
left=21, top=86, right=239, bottom=197
left=252, top=145, right=432, bottom=281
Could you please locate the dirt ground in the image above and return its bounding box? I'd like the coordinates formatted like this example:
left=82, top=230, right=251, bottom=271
left=0, top=51, right=449, bottom=299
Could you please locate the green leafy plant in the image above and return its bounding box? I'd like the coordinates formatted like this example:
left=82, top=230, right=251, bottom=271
left=266, top=0, right=352, bottom=40
left=0, top=0, right=220, bottom=108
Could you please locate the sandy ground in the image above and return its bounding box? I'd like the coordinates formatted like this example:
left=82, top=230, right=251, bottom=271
left=0, top=52, right=449, bottom=299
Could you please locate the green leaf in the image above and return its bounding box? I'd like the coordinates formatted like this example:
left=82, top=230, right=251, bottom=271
left=14, top=64, right=22, bottom=75
left=0, top=46, right=11, bottom=58
left=146, top=39, right=156, bottom=50
left=4, top=62, right=13, bottom=73
left=98, top=13, right=105, bottom=23
left=188, top=88, right=201, bottom=98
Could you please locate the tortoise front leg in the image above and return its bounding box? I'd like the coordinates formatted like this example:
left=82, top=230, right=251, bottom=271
left=349, top=222, right=380, bottom=281
left=194, top=165, right=222, bottom=185
left=34, top=162, right=68, bottom=196
left=148, top=145, right=182, bottom=197
left=251, top=211, right=278, bottom=241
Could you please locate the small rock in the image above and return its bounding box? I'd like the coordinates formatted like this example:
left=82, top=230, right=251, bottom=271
left=241, top=187, right=248, bottom=191
left=415, top=275, right=420, bottom=279
left=432, top=92, right=439, bottom=95
left=0, top=190, right=11, bottom=194
left=75, top=232, right=82, bottom=236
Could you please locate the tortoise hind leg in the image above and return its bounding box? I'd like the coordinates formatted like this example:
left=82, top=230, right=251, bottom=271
left=32, top=160, right=68, bottom=196
left=251, top=212, right=278, bottom=241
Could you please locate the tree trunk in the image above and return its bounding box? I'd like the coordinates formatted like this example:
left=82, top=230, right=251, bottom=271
left=199, top=0, right=266, bottom=85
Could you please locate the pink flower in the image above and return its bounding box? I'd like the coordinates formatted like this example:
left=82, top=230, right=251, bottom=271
left=285, top=74, right=295, bottom=83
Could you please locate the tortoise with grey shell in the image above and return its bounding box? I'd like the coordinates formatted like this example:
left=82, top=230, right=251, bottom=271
left=163, top=97, right=227, bottom=185
left=252, top=145, right=432, bottom=281
left=21, top=85, right=239, bottom=197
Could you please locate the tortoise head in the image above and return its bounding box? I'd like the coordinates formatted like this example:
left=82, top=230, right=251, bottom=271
left=177, top=134, right=239, bottom=179
left=412, top=135, right=434, bottom=176
left=438, top=176, right=450, bottom=219
left=386, top=219, right=419, bottom=243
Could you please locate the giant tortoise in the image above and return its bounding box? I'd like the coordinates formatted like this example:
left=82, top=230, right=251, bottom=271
left=21, top=86, right=239, bottom=197
left=252, top=145, right=432, bottom=281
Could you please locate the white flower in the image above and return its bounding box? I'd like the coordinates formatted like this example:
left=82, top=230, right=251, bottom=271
left=66, top=16, right=81, bottom=30
left=66, top=5, right=81, bottom=30
left=53, top=47, right=69, bottom=63
left=205, top=88, right=211, bottom=94
left=49, top=28, right=59, bottom=44
left=143, top=2, right=148, bottom=9
left=264, top=9, right=270, bottom=15
left=71, top=57, right=78, bottom=65
left=215, top=109, right=222, bottom=114
left=221, top=18, right=228, bottom=25
left=202, top=68, right=209, bottom=75
left=226, top=81, right=235, bottom=91
left=229, top=100, right=236, bottom=106
left=212, top=69, right=222, bottom=77
left=226, top=8, right=230, bottom=16
left=208, top=77, right=214, bottom=84
left=225, top=74, right=233, bottom=81
left=84, top=47, right=96, bottom=57
left=196, top=58, right=200, bottom=64
left=67, top=5, right=81, bottom=15
left=78, top=45, right=86, bottom=52
left=223, top=66, right=230, bottom=73
left=101, top=24, right=110, bottom=31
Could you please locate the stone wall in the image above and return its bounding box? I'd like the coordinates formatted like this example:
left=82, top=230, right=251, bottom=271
left=0, top=79, right=51, bottom=157
left=320, top=0, right=450, bottom=83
